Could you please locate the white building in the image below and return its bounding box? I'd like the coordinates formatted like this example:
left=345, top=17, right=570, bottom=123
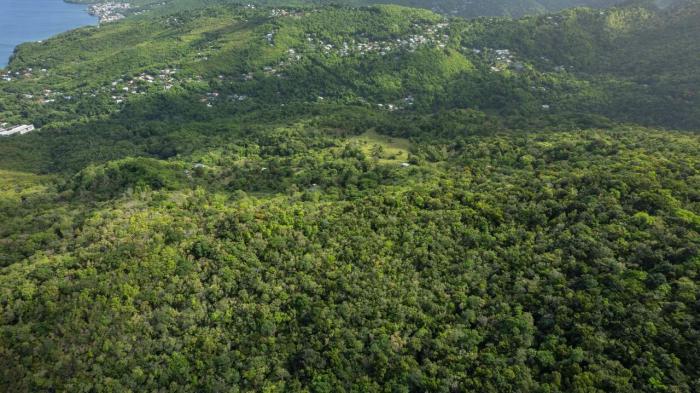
left=0, top=124, right=35, bottom=136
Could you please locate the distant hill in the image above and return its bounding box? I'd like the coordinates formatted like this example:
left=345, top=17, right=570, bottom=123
left=67, top=0, right=678, bottom=18
left=5, top=1, right=695, bottom=138
left=371, top=0, right=628, bottom=17
left=460, top=0, right=700, bottom=126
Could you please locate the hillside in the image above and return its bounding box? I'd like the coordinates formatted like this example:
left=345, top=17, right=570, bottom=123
left=0, top=2, right=698, bottom=392
left=2, top=1, right=698, bottom=141
left=370, top=0, right=630, bottom=17
left=461, top=0, right=700, bottom=127
left=68, top=0, right=653, bottom=18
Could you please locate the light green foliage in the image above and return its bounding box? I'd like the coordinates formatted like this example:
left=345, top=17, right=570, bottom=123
left=0, top=1, right=699, bottom=392
left=348, top=130, right=411, bottom=164
left=2, top=126, right=699, bottom=392
left=67, top=0, right=665, bottom=19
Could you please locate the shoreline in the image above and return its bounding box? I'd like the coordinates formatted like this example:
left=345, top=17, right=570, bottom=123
left=0, top=0, right=99, bottom=69
left=86, top=2, right=131, bottom=23
left=64, top=0, right=133, bottom=23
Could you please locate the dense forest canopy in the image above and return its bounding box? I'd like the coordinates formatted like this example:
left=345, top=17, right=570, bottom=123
left=0, top=0, right=698, bottom=392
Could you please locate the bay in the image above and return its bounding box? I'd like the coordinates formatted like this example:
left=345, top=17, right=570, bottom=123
left=0, top=0, right=97, bottom=68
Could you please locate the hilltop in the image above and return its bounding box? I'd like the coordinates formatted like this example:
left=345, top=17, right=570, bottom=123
left=67, top=0, right=685, bottom=18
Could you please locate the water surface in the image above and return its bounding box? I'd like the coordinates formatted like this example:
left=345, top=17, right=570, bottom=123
left=0, top=0, right=97, bottom=67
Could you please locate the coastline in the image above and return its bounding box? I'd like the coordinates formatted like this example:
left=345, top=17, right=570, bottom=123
left=66, top=0, right=132, bottom=24
left=87, top=2, right=132, bottom=23
left=0, top=0, right=98, bottom=68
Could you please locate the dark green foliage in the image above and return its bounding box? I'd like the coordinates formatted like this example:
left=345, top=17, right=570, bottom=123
left=2, top=128, right=699, bottom=392
left=71, top=157, right=186, bottom=198
left=0, top=2, right=699, bottom=392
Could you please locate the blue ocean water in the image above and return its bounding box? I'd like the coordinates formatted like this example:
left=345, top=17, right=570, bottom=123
left=0, top=0, right=97, bottom=67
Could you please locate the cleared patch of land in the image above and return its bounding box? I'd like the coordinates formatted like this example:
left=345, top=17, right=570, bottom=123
left=347, top=129, right=411, bottom=164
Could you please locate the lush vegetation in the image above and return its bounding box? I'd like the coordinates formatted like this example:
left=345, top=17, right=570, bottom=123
left=68, top=0, right=668, bottom=18
left=0, top=1, right=698, bottom=392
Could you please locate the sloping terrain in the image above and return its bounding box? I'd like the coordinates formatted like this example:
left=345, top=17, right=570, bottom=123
left=69, top=0, right=664, bottom=18
left=0, top=2, right=698, bottom=392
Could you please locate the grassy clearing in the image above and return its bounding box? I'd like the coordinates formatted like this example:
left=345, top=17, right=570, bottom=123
left=0, top=169, right=49, bottom=209
left=347, top=129, right=411, bottom=164
left=0, top=170, right=46, bottom=190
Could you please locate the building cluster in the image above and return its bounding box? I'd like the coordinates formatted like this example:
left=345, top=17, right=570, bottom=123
left=88, top=2, right=131, bottom=23
left=200, top=92, right=219, bottom=107
left=0, top=68, right=47, bottom=82
left=200, top=92, right=249, bottom=107
left=106, top=68, right=183, bottom=104
left=11, top=67, right=210, bottom=108
left=37, top=89, right=72, bottom=105
left=376, top=95, right=415, bottom=112
left=0, top=124, right=35, bottom=137
left=470, top=47, right=526, bottom=72
left=259, top=48, right=302, bottom=78
left=103, top=68, right=252, bottom=108
left=269, top=8, right=305, bottom=18
left=300, top=22, right=451, bottom=57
